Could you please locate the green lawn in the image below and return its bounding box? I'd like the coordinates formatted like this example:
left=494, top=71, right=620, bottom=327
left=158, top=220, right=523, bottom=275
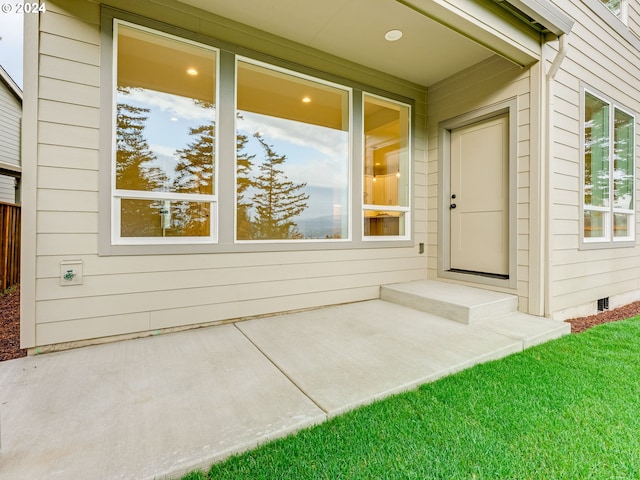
left=182, top=317, right=640, bottom=480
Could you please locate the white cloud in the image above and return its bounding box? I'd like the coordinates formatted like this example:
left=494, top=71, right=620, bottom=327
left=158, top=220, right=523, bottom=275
left=122, top=88, right=214, bottom=122
left=239, top=112, right=348, bottom=160
left=238, top=112, right=349, bottom=188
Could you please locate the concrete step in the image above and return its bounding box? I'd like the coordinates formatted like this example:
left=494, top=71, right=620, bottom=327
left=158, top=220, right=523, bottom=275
left=479, top=311, right=571, bottom=349
left=380, top=280, right=519, bottom=324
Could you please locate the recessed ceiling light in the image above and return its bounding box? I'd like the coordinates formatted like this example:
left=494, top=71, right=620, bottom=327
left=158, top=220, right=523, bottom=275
left=384, top=29, right=403, bottom=42
left=186, top=68, right=198, bottom=76
left=302, top=96, right=311, bottom=103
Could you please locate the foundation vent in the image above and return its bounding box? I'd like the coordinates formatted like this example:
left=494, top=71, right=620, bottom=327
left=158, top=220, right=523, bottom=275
left=597, top=297, right=609, bottom=312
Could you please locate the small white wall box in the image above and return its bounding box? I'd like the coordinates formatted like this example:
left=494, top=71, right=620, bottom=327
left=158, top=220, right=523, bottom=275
left=60, top=260, right=83, bottom=286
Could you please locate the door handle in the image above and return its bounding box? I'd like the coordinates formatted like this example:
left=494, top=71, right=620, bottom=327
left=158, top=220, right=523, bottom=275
left=450, top=203, right=456, bottom=209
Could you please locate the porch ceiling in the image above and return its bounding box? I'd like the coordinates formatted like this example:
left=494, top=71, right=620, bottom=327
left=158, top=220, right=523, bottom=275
left=178, top=0, right=499, bottom=86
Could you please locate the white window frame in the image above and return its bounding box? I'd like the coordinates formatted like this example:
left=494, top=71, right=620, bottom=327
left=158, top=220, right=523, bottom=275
left=101, top=12, right=413, bottom=254
left=582, top=87, right=636, bottom=246
left=362, top=92, right=412, bottom=242
left=233, top=56, right=354, bottom=244
left=111, top=20, right=220, bottom=245
left=600, top=0, right=628, bottom=23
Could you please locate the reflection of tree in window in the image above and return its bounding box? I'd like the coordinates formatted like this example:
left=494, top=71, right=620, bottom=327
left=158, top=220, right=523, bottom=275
left=584, top=94, right=609, bottom=207
left=614, top=109, right=633, bottom=210
left=236, top=127, right=256, bottom=240
left=170, top=122, right=214, bottom=235
left=116, top=99, right=164, bottom=236
left=250, top=133, right=309, bottom=239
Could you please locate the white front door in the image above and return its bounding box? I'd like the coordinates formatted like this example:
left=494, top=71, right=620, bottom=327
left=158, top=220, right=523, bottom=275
left=450, top=114, right=509, bottom=277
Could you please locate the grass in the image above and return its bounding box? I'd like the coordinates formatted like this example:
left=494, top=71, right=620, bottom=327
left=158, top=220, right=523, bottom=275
left=181, top=317, right=640, bottom=479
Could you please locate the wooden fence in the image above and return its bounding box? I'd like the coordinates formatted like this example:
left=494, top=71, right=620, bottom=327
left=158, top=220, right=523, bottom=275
left=1, top=202, right=20, bottom=291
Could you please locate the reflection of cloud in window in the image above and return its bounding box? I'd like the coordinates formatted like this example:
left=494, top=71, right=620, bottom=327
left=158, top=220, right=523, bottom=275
left=238, top=112, right=348, bottom=188
left=239, top=112, right=347, bottom=160
left=124, top=88, right=214, bottom=121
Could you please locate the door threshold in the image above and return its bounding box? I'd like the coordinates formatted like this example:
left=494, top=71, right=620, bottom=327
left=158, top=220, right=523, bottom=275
left=448, top=269, right=509, bottom=280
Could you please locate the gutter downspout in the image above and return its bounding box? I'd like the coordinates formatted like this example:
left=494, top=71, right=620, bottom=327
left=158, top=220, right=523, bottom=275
left=540, top=33, right=569, bottom=317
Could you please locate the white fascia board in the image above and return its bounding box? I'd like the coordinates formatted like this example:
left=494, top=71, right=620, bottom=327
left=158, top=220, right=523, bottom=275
left=505, top=0, right=574, bottom=36
left=398, top=0, right=545, bottom=66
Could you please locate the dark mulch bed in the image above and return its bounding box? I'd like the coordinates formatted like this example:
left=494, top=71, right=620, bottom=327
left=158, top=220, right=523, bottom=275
left=564, top=300, right=640, bottom=333
left=1, top=285, right=26, bottom=362
left=1, top=286, right=639, bottom=362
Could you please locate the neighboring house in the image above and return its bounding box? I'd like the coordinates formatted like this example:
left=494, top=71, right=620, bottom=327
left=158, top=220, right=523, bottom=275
left=0, top=65, right=22, bottom=204
left=19, top=0, right=640, bottom=349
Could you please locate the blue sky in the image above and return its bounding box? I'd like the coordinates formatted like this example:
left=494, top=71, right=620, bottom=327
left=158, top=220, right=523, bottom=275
left=0, top=11, right=23, bottom=88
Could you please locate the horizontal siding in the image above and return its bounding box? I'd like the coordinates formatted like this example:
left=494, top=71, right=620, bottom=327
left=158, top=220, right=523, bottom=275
left=548, top=0, right=640, bottom=316
left=0, top=82, right=21, bottom=165
left=36, top=255, right=423, bottom=301
left=37, top=189, right=98, bottom=212
left=36, top=269, right=422, bottom=324
left=35, top=245, right=417, bottom=277
left=0, top=175, right=15, bottom=203
left=33, top=0, right=428, bottom=347
left=38, top=144, right=99, bottom=170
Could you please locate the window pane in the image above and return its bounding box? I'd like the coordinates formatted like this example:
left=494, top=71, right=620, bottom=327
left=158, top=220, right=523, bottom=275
left=584, top=210, right=606, bottom=239
left=614, top=108, right=634, bottom=210
left=600, top=0, right=623, bottom=16
left=120, top=199, right=211, bottom=237
left=364, top=211, right=406, bottom=237
left=364, top=96, right=410, bottom=208
left=116, top=24, right=216, bottom=195
left=584, top=93, right=610, bottom=208
left=614, top=213, right=631, bottom=238
left=236, top=60, right=350, bottom=240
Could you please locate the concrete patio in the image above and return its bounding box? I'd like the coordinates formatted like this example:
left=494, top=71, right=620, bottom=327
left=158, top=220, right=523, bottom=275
left=0, top=281, right=570, bottom=480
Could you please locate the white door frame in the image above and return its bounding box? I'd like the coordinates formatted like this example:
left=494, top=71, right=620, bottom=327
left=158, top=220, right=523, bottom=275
left=437, top=99, right=518, bottom=289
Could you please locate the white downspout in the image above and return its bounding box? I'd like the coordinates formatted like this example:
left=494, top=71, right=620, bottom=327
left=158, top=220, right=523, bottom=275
left=541, top=33, right=569, bottom=317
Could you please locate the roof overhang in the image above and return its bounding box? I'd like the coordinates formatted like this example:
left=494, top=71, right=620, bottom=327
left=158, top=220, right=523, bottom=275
left=0, top=161, right=21, bottom=177
left=0, top=64, right=22, bottom=103
left=399, top=0, right=573, bottom=68
left=174, top=0, right=573, bottom=86
left=499, top=0, right=575, bottom=37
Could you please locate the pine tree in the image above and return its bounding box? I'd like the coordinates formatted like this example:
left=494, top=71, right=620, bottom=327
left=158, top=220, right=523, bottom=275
left=171, top=123, right=215, bottom=235
left=250, top=133, right=309, bottom=239
left=236, top=130, right=256, bottom=240
left=115, top=101, right=164, bottom=236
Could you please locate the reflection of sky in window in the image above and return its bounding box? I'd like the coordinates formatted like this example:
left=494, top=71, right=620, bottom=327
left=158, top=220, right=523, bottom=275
left=238, top=111, right=349, bottom=222
left=117, top=89, right=350, bottom=228
left=118, top=88, right=214, bottom=187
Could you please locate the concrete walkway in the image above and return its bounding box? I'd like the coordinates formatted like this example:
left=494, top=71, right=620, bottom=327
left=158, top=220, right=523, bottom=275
left=0, top=294, right=569, bottom=480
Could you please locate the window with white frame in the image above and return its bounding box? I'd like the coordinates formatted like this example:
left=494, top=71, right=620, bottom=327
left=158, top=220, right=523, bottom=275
left=113, top=22, right=218, bottom=244
left=583, top=90, right=635, bottom=243
left=235, top=59, right=351, bottom=241
left=599, top=0, right=628, bottom=21
left=363, top=94, right=411, bottom=239
left=111, top=20, right=411, bottom=247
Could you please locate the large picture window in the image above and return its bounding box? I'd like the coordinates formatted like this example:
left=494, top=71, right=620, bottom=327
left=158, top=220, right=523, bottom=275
left=111, top=20, right=411, bottom=248
left=235, top=60, right=350, bottom=241
left=583, top=90, right=635, bottom=243
left=113, top=22, right=218, bottom=243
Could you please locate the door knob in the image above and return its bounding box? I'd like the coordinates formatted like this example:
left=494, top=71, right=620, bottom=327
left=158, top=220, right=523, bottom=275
left=450, top=203, right=456, bottom=209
